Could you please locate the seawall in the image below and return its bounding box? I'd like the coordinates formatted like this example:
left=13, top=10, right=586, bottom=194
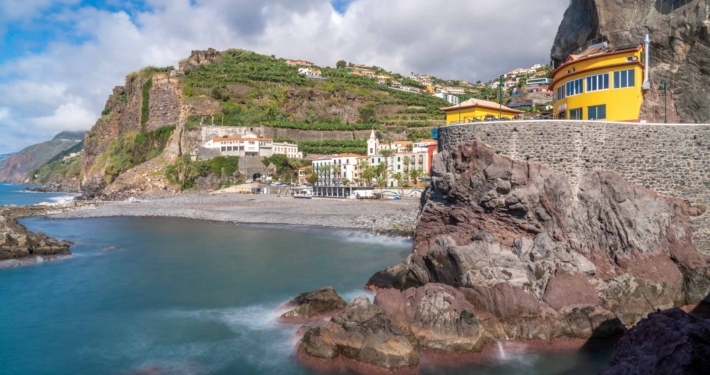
left=437, top=120, right=710, bottom=254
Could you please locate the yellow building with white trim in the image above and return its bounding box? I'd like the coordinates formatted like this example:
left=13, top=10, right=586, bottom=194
left=441, top=98, right=524, bottom=125
left=550, top=43, right=645, bottom=121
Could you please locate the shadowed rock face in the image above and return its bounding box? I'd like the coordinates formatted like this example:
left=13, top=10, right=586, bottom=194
left=551, top=0, right=710, bottom=123
left=601, top=308, right=710, bottom=375
left=300, top=295, right=419, bottom=370
left=366, top=140, right=708, bottom=346
left=280, top=287, right=347, bottom=322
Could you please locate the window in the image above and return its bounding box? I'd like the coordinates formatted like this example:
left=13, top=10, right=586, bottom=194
left=565, top=78, right=583, bottom=96
left=588, top=105, right=606, bottom=120
left=557, top=111, right=566, bottom=120
left=569, top=108, right=582, bottom=120
left=586, top=73, right=609, bottom=92
left=556, top=86, right=565, bottom=102
left=614, top=69, right=635, bottom=88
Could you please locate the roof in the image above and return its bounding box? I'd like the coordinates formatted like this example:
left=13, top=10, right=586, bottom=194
left=440, top=98, right=524, bottom=114
left=391, top=141, right=413, bottom=145
left=213, top=137, right=272, bottom=142
left=551, top=44, right=642, bottom=79
left=415, top=139, right=437, bottom=144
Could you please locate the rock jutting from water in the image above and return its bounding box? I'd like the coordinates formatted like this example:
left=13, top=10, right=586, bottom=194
left=295, top=139, right=710, bottom=370
left=0, top=207, right=72, bottom=264
left=279, top=287, right=347, bottom=323
left=299, top=295, right=419, bottom=370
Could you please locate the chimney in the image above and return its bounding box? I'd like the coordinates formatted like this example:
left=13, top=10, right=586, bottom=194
left=642, top=34, right=651, bottom=90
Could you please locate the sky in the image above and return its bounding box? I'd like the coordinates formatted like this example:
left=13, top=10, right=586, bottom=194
left=0, top=0, right=569, bottom=153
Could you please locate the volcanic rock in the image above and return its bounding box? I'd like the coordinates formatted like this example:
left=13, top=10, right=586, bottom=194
left=367, top=140, right=708, bottom=344
left=601, top=308, right=710, bottom=375
left=299, top=295, right=419, bottom=369
left=374, top=284, right=490, bottom=351
left=280, top=287, right=347, bottom=322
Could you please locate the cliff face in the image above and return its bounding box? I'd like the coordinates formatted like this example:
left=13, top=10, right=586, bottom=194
left=0, top=131, right=84, bottom=183
left=551, top=0, right=710, bottom=123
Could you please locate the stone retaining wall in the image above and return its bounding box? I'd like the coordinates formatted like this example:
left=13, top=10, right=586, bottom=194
left=437, top=120, right=710, bottom=254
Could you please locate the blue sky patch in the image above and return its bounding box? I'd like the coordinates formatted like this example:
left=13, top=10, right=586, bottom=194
left=331, top=0, right=354, bottom=14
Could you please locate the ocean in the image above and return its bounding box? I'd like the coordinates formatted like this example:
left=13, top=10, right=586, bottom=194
left=0, top=191, right=613, bottom=375
left=0, top=183, right=78, bottom=206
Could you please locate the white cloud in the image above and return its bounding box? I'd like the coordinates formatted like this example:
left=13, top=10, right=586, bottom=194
left=0, top=0, right=569, bottom=153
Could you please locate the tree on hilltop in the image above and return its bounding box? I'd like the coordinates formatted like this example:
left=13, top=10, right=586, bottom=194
left=336, top=60, right=347, bottom=69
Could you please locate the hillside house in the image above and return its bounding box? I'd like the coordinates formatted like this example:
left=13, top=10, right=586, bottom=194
left=203, top=132, right=302, bottom=158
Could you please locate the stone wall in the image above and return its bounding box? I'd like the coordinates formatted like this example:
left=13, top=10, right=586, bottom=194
left=437, top=120, right=710, bottom=254
left=146, top=72, right=181, bottom=132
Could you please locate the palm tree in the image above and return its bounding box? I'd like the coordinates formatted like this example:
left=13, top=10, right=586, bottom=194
left=402, top=156, right=411, bottom=173
left=321, top=164, right=332, bottom=186
left=391, top=172, right=405, bottom=188
left=333, top=165, right=342, bottom=184
left=409, top=169, right=423, bottom=185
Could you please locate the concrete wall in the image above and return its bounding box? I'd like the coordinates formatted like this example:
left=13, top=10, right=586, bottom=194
left=437, top=120, right=710, bottom=254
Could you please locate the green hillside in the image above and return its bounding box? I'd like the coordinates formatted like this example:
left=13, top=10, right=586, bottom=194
left=180, top=49, right=448, bottom=131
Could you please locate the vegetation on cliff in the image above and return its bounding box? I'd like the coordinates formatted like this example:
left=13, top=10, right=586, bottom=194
left=94, top=125, right=175, bottom=183
left=164, top=155, right=240, bottom=190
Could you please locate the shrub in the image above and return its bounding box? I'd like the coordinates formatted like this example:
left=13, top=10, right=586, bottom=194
left=140, top=77, right=153, bottom=130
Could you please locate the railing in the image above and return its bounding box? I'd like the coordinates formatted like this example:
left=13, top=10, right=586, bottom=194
left=449, top=113, right=556, bottom=124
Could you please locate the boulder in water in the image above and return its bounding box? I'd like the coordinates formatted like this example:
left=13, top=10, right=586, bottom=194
left=280, top=287, right=347, bottom=323
left=299, top=295, right=419, bottom=370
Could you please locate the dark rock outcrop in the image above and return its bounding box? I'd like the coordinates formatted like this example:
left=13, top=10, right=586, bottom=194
left=366, top=140, right=708, bottom=347
left=280, top=287, right=347, bottom=322
left=601, top=308, right=710, bottom=375
left=551, top=0, right=710, bottom=123
left=0, top=208, right=72, bottom=262
left=300, top=295, right=419, bottom=370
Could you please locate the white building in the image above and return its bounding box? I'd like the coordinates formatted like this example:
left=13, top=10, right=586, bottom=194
left=433, top=92, right=459, bottom=105
left=203, top=132, right=302, bottom=158
left=312, top=154, right=368, bottom=186
left=272, top=142, right=303, bottom=158
left=443, top=87, right=465, bottom=95
left=298, top=67, right=322, bottom=79
left=412, top=139, right=437, bottom=153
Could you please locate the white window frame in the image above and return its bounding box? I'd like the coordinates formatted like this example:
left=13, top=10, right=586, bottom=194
left=556, top=86, right=565, bottom=103
left=613, top=69, right=636, bottom=89
left=565, top=78, right=584, bottom=97
left=586, top=73, right=610, bottom=92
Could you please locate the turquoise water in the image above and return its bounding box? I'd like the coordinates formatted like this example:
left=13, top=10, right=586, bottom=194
left=0, top=208, right=614, bottom=374
left=0, top=183, right=77, bottom=206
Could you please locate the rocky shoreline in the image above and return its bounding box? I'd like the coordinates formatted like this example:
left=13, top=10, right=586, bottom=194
left=0, top=205, right=73, bottom=267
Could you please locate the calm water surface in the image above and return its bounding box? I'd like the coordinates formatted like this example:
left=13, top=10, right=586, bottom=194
left=0, top=183, right=77, bottom=206
left=0, top=200, right=613, bottom=375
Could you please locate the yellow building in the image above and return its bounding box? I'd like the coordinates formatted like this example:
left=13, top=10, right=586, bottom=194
left=550, top=43, right=645, bottom=121
left=441, top=98, right=524, bottom=124
left=426, top=86, right=435, bottom=94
